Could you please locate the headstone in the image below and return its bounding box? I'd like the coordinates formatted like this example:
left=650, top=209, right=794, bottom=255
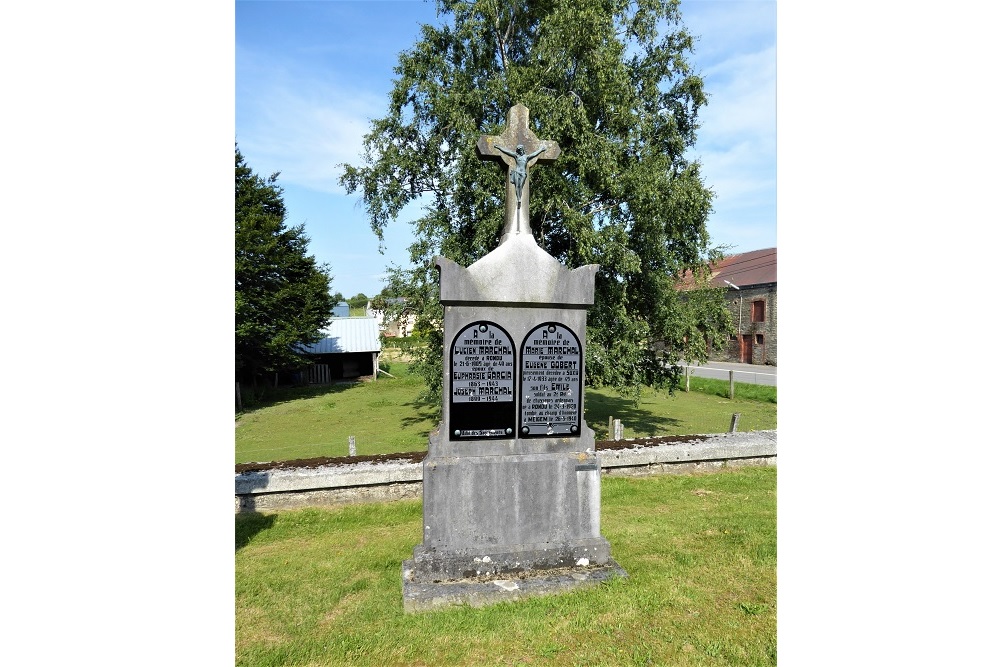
left=402, top=104, right=626, bottom=612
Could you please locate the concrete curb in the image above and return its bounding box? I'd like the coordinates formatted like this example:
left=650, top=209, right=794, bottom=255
left=599, top=430, right=776, bottom=469
left=235, top=430, right=776, bottom=513
left=235, top=458, right=422, bottom=495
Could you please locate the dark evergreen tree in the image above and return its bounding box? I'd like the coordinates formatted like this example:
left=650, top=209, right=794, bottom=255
left=236, top=146, right=336, bottom=383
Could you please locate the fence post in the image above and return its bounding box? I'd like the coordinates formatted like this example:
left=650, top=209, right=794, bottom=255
left=349, top=436, right=356, bottom=457
left=608, top=415, right=613, bottom=440
left=729, top=370, right=735, bottom=400
left=729, top=412, right=741, bottom=433
left=684, top=365, right=690, bottom=392
left=613, top=419, right=623, bottom=441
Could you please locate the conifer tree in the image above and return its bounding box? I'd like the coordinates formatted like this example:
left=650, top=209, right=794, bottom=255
left=236, top=146, right=336, bottom=382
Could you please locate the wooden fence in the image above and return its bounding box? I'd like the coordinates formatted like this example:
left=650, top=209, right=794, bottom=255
left=306, top=364, right=331, bottom=385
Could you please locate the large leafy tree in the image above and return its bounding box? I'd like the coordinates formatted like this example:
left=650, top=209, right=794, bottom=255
left=341, top=0, right=732, bottom=406
left=236, top=146, right=336, bottom=383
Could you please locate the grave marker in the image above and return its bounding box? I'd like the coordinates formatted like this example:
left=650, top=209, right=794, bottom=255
left=402, top=103, right=626, bottom=612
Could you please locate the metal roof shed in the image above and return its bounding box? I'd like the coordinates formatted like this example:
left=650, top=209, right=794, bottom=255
left=299, top=317, right=382, bottom=382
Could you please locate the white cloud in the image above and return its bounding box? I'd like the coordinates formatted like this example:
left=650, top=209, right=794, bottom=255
left=236, top=45, right=385, bottom=194
left=679, top=2, right=777, bottom=253
left=682, top=0, right=777, bottom=63
left=699, top=46, right=776, bottom=145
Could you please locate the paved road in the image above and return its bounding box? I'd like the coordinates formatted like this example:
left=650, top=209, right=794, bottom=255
left=678, top=360, right=777, bottom=387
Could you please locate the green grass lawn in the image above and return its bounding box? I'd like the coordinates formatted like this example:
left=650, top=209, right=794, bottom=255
left=587, top=379, right=776, bottom=441
left=236, top=363, right=439, bottom=463
left=235, top=363, right=776, bottom=464
left=236, top=466, right=776, bottom=666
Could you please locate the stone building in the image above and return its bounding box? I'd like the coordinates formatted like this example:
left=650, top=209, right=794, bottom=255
left=709, top=248, right=777, bottom=366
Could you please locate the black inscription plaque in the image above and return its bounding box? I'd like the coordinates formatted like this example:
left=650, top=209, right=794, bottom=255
left=449, top=321, right=516, bottom=440
left=519, top=323, right=582, bottom=437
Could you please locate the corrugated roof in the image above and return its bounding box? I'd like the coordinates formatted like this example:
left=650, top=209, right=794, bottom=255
left=709, top=248, right=777, bottom=288
left=300, top=317, right=381, bottom=354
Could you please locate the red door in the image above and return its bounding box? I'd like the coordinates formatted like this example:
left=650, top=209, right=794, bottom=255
left=740, top=335, right=754, bottom=363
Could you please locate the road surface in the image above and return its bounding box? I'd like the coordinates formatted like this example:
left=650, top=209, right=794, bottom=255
left=677, top=360, right=777, bottom=387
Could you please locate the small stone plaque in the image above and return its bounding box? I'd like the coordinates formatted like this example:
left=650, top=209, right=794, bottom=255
left=519, top=323, right=582, bottom=437
left=449, top=321, right=516, bottom=440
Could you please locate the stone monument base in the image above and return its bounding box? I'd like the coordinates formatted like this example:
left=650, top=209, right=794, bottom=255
left=406, top=536, right=614, bottom=581
left=401, top=558, right=627, bottom=613
left=402, top=425, right=629, bottom=612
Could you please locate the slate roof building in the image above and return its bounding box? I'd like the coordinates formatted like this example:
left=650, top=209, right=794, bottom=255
left=707, top=248, right=777, bottom=365
left=298, top=316, right=382, bottom=382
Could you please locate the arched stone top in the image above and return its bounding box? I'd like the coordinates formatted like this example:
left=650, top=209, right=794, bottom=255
left=436, top=234, right=597, bottom=307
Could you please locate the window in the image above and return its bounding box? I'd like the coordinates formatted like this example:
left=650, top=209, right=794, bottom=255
left=752, top=300, right=765, bottom=322
left=755, top=334, right=764, bottom=345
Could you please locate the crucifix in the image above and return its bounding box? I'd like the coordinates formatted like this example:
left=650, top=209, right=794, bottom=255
left=476, top=103, right=560, bottom=243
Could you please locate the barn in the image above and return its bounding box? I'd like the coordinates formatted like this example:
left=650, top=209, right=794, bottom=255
left=299, top=317, right=382, bottom=383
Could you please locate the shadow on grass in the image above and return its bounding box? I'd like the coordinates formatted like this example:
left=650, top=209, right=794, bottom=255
left=237, top=382, right=362, bottom=416
left=399, top=397, right=440, bottom=430
left=235, top=512, right=276, bottom=552
left=585, top=392, right=681, bottom=440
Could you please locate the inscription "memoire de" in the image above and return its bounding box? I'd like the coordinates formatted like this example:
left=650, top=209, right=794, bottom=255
left=519, top=322, right=582, bottom=437
left=449, top=321, right=516, bottom=440
left=451, top=323, right=515, bottom=402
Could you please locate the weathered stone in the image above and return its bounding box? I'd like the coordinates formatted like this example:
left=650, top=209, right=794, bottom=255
left=233, top=431, right=777, bottom=513
left=403, top=108, right=625, bottom=610
left=402, top=560, right=626, bottom=613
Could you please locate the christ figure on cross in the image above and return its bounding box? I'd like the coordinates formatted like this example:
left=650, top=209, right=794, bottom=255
left=494, top=142, right=548, bottom=210
left=476, top=104, right=560, bottom=241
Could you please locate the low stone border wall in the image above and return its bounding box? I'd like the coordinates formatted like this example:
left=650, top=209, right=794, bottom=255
left=235, top=430, right=776, bottom=514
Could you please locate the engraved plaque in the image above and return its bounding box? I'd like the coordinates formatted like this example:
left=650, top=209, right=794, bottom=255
left=449, top=321, right=516, bottom=440
left=519, top=323, right=582, bottom=437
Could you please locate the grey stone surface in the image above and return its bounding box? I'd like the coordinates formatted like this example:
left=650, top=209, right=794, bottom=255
left=233, top=431, right=777, bottom=513
left=402, top=558, right=627, bottom=613
left=420, top=451, right=602, bottom=549
left=437, top=234, right=597, bottom=306
left=600, top=431, right=776, bottom=469
left=406, top=536, right=612, bottom=581
left=234, top=458, right=422, bottom=495
left=236, top=482, right=422, bottom=513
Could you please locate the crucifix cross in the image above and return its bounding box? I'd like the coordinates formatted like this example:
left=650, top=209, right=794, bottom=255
left=476, top=103, right=560, bottom=243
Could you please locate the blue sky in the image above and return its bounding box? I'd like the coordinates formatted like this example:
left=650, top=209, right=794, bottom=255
left=236, top=0, right=776, bottom=300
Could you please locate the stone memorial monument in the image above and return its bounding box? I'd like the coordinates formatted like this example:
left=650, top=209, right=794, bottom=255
left=402, top=104, right=626, bottom=612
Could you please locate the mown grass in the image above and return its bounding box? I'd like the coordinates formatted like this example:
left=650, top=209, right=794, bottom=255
left=586, top=380, right=776, bottom=440
left=235, top=364, right=776, bottom=463
left=236, top=363, right=438, bottom=463
left=236, top=466, right=776, bottom=666
left=687, top=376, right=776, bottom=403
